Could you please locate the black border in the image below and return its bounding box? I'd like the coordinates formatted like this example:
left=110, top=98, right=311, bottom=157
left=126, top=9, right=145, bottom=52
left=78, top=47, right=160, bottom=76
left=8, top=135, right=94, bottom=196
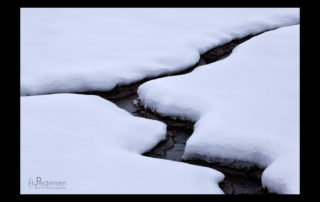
left=12, top=1, right=304, bottom=199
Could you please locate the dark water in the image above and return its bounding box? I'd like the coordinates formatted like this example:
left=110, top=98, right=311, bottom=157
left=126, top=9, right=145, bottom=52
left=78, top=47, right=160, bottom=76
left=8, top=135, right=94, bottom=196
left=82, top=31, right=273, bottom=194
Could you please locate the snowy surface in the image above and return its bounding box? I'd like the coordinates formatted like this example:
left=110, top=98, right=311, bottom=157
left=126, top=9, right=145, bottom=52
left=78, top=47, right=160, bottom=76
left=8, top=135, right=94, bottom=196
left=21, top=8, right=299, bottom=96
left=138, top=25, right=300, bottom=194
left=21, top=94, right=224, bottom=194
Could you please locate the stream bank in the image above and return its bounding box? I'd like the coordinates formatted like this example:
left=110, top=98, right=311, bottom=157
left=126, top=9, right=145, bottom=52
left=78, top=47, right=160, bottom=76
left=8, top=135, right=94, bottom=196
left=82, top=31, right=273, bottom=194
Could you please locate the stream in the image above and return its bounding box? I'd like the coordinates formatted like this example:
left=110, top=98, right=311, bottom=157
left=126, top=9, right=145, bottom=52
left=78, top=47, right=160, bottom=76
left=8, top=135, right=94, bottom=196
left=82, top=31, right=273, bottom=194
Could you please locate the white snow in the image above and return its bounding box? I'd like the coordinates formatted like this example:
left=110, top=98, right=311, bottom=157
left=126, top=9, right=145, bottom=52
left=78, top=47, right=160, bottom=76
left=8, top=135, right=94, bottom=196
left=138, top=25, right=300, bottom=194
left=21, top=8, right=299, bottom=96
left=21, top=94, right=224, bottom=194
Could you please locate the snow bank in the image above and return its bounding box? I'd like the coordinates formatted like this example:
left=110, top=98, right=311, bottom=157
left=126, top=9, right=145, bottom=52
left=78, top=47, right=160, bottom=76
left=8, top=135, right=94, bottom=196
left=21, top=94, right=224, bottom=194
left=138, top=25, right=300, bottom=194
left=21, top=8, right=299, bottom=96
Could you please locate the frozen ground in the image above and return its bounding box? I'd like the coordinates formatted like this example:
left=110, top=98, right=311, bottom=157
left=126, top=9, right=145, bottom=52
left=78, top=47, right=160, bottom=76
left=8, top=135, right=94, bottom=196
left=21, top=8, right=299, bottom=96
left=138, top=25, right=300, bottom=194
left=21, top=94, right=224, bottom=194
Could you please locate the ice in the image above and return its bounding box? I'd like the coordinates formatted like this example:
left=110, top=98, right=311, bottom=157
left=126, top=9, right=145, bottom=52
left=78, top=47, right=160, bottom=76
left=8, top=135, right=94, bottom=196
left=21, top=8, right=299, bottom=96
left=21, top=94, right=224, bottom=194
left=138, top=25, right=300, bottom=194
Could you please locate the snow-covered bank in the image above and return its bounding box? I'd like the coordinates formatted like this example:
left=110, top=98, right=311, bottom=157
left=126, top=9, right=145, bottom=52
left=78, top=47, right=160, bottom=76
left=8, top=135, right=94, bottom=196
left=138, top=25, right=300, bottom=194
left=21, top=8, right=299, bottom=96
left=21, top=94, right=224, bottom=194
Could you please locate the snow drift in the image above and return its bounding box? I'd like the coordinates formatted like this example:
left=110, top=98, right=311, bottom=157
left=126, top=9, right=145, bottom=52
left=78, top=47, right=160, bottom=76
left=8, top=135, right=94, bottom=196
left=21, top=8, right=299, bottom=96
left=138, top=25, right=300, bottom=194
left=21, top=94, right=224, bottom=194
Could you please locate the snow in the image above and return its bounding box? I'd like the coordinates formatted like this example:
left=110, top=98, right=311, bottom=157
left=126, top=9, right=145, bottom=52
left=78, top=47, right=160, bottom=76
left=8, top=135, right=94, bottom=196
left=21, top=8, right=299, bottom=96
left=138, top=25, right=300, bottom=194
left=21, top=94, right=224, bottom=194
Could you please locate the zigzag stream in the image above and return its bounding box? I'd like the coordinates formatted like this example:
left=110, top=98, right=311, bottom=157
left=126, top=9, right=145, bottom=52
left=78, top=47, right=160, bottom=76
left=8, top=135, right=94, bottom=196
left=82, top=31, right=275, bottom=194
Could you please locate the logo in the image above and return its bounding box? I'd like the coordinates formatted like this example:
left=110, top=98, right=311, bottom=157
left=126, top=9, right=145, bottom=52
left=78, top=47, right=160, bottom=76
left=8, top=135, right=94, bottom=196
left=28, top=177, right=67, bottom=190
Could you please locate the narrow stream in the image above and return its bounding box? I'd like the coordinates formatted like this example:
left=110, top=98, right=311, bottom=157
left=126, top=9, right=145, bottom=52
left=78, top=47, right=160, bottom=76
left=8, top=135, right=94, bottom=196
left=82, top=31, right=273, bottom=194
